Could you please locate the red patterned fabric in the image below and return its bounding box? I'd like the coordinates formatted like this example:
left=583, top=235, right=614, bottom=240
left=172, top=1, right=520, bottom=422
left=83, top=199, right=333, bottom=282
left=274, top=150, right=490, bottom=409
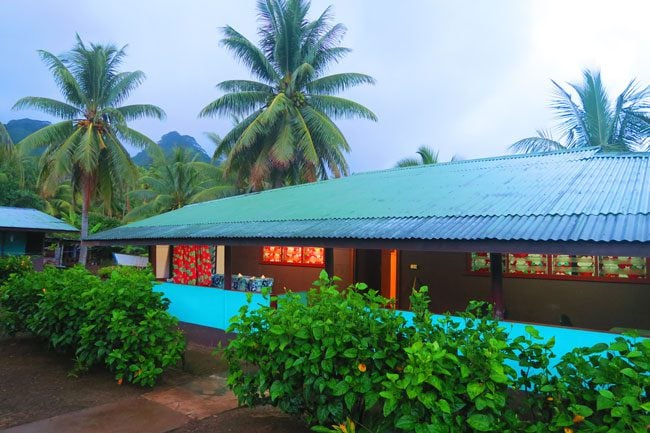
left=172, top=245, right=212, bottom=286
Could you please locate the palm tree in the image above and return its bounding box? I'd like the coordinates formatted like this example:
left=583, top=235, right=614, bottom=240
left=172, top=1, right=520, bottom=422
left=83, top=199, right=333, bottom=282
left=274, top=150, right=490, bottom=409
left=510, top=70, right=650, bottom=154
left=395, top=146, right=439, bottom=168
left=200, top=0, right=377, bottom=191
left=13, top=36, right=165, bottom=265
left=124, top=147, right=237, bottom=222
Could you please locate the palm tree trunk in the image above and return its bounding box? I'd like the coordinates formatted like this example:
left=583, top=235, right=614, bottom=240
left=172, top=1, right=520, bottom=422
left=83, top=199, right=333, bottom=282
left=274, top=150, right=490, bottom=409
left=78, top=176, right=91, bottom=266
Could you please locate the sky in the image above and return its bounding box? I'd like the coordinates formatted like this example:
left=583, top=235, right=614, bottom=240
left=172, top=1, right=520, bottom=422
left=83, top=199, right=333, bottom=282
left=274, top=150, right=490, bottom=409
left=1, top=0, right=649, bottom=173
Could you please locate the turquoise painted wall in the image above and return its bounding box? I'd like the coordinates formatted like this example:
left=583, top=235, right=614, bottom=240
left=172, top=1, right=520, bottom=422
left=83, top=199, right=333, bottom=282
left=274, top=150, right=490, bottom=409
left=157, top=282, right=631, bottom=360
left=0, top=231, right=26, bottom=256
left=155, top=282, right=270, bottom=331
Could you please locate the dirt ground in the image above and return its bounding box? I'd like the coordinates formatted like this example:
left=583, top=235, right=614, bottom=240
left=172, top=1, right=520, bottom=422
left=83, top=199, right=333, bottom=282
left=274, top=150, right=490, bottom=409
left=169, top=406, right=312, bottom=433
left=0, top=335, right=311, bottom=433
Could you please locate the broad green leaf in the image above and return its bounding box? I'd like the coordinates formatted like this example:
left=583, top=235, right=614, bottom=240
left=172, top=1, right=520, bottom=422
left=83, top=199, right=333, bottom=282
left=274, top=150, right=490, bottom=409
left=467, top=382, right=485, bottom=400
left=466, top=414, right=493, bottom=432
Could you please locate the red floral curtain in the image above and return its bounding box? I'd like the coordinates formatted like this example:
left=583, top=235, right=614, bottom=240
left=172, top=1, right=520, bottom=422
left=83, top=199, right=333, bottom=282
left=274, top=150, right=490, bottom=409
left=172, top=245, right=212, bottom=286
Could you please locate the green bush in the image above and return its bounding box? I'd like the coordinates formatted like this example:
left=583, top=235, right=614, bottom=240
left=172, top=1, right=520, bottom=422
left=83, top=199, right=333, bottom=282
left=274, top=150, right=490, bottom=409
left=0, top=265, right=185, bottom=386
left=226, top=271, right=649, bottom=433
left=0, top=255, right=33, bottom=284
left=226, top=272, right=410, bottom=429
left=527, top=337, right=650, bottom=433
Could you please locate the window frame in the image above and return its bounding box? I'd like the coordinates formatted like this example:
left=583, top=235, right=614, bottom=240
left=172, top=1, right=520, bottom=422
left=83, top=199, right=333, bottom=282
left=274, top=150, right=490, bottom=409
left=466, top=252, right=649, bottom=284
left=260, top=245, right=326, bottom=268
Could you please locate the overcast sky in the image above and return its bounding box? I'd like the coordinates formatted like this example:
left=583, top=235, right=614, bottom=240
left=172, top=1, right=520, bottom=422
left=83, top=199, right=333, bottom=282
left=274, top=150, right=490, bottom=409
left=1, top=0, right=649, bottom=172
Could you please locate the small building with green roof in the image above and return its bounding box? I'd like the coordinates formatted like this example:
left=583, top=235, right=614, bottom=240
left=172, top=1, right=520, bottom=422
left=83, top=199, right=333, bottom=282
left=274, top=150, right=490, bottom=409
left=88, top=148, right=650, bottom=334
left=0, top=206, right=78, bottom=257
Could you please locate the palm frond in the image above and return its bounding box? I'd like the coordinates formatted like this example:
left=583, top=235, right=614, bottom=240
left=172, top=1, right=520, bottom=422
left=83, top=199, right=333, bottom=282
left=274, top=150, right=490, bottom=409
left=572, top=70, right=611, bottom=147
left=13, top=97, right=80, bottom=119
left=221, top=25, right=279, bottom=83
left=17, top=121, right=74, bottom=153
left=105, top=71, right=146, bottom=106
left=115, top=104, right=166, bottom=121
left=306, top=73, right=375, bottom=95
left=509, top=136, right=567, bottom=154
left=395, top=158, right=421, bottom=168
left=216, top=80, right=274, bottom=93
left=309, top=95, right=377, bottom=121
left=199, top=91, right=269, bottom=118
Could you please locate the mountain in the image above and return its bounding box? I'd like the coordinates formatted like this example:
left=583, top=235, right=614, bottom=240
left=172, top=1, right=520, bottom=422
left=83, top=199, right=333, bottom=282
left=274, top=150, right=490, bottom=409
left=132, top=131, right=211, bottom=166
left=5, top=118, right=51, bottom=143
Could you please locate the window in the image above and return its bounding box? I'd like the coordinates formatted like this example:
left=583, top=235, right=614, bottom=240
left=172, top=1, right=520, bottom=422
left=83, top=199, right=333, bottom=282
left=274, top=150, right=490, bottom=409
left=261, top=246, right=325, bottom=267
left=468, top=252, right=647, bottom=282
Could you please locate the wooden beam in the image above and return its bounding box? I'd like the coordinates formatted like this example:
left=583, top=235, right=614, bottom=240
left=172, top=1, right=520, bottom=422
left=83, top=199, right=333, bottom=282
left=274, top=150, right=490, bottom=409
left=489, top=252, right=505, bottom=319
left=324, top=247, right=334, bottom=277
left=84, top=237, right=650, bottom=257
left=223, top=245, right=232, bottom=291
left=380, top=249, right=398, bottom=302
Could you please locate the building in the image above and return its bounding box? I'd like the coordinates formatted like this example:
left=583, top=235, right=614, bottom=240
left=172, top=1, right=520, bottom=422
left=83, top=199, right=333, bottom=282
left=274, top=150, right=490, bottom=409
left=88, top=148, right=650, bottom=333
left=0, top=206, right=78, bottom=261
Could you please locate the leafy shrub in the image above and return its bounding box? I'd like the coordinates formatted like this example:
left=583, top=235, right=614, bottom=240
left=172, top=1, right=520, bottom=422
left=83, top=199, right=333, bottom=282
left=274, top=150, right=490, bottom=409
left=226, top=272, right=649, bottom=433
left=226, top=271, right=410, bottom=429
left=0, top=255, right=33, bottom=284
left=0, top=265, right=185, bottom=386
left=96, top=265, right=119, bottom=279
left=527, top=337, right=650, bottom=433
left=380, top=297, right=525, bottom=432
left=77, top=266, right=185, bottom=386
left=0, top=263, right=44, bottom=335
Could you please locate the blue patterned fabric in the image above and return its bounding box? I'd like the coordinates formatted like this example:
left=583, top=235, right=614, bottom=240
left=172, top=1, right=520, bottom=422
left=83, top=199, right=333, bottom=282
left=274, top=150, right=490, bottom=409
left=210, top=274, right=274, bottom=293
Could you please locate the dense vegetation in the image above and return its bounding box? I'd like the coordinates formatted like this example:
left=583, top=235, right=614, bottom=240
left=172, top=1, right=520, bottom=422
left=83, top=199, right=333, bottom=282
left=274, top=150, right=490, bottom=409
left=0, top=265, right=185, bottom=386
left=225, top=271, right=650, bottom=433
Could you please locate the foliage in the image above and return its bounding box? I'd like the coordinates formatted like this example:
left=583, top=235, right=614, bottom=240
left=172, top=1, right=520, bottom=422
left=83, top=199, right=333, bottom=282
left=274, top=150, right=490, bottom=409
left=0, top=265, right=185, bottom=386
left=225, top=271, right=650, bottom=433
left=0, top=255, right=34, bottom=284
left=0, top=256, right=37, bottom=334
left=511, top=69, right=650, bottom=153
left=527, top=337, right=650, bottom=433
left=125, top=147, right=236, bottom=221
left=225, top=271, right=407, bottom=430
left=395, top=146, right=439, bottom=168
left=200, top=0, right=376, bottom=190
left=13, top=35, right=165, bottom=264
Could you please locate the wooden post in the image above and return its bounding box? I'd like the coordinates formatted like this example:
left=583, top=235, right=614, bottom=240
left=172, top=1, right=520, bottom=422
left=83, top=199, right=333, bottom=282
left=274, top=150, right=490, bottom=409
left=224, top=245, right=232, bottom=291
left=324, top=247, right=334, bottom=277
left=380, top=249, right=399, bottom=304
left=489, top=252, right=505, bottom=319
left=148, top=246, right=156, bottom=274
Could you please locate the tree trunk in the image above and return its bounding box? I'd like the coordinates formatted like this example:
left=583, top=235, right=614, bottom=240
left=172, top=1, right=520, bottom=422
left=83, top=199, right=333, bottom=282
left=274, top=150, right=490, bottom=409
left=78, top=176, right=91, bottom=266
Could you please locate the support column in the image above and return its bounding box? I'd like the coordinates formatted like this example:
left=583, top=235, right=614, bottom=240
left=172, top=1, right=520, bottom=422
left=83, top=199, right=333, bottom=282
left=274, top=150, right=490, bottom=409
left=324, top=247, right=334, bottom=277
left=380, top=249, right=398, bottom=304
left=489, top=252, right=505, bottom=319
left=223, top=245, right=232, bottom=291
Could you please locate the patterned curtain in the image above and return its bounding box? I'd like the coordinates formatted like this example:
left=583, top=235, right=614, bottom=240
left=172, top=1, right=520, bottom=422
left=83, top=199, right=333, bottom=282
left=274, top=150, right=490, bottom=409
left=172, top=245, right=212, bottom=286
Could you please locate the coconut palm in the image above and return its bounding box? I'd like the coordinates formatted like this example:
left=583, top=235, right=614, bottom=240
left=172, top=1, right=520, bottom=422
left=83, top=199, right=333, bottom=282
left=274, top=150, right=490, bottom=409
left=124, top=147, right=237, bottom=222
left=510, top=70, right=650, bottom=154
left=13, top=36, right=165, bottom=264
left=200, top=0, right=377, bottom=191
left=396, top=146, right=439, bottom=168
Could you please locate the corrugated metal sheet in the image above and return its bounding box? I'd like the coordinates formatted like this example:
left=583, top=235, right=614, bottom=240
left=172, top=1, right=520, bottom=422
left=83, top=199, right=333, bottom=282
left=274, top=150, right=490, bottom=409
left=0, top=206, right=78, bottom=232
left=89, top=148, right=650, bottom=243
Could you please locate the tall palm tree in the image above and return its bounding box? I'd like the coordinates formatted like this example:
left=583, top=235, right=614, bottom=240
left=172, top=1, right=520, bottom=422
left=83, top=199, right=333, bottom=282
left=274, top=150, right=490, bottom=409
left=395, top=146, right=439, bottom=168
left=200, top=0, right=377, bottom=191
left=13, top=36, right=165, bottom=265
left=124, top=147, right=237, bottom=222
left=510, top=70, right=650, bottom=154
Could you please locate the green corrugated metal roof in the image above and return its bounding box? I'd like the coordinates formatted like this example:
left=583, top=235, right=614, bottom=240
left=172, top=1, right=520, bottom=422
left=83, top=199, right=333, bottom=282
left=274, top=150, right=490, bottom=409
left=88, top=148, right=650, bottom=244
left=0, top=206, right=78, bottom=232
